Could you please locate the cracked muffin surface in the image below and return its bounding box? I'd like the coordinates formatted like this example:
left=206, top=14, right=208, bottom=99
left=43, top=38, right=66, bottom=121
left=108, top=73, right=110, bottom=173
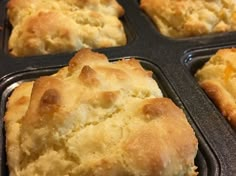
left=140, top=0, right=236, bottom=38
left=5, top=49, right=198, bottom=176
left=195, top=48, right=236, bottom=128
left=7, top=0, right=126, bottom=56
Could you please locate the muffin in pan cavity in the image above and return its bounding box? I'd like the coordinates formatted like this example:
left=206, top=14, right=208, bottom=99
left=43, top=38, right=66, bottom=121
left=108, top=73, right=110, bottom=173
left=4, top=49, right=198, bottom=176
left=140, top=0, right=236, bottom=38
left=195, top=48, right=236, bottom=129
left=7, top=0, right=127, bottom=57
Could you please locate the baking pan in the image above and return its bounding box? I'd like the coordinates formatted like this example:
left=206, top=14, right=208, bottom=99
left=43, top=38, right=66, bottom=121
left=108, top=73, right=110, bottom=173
left=0, top=0, right=236, bottom=175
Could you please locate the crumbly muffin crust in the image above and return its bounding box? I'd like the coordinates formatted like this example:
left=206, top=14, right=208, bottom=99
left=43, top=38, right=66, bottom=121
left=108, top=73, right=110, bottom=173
left=7, top=0, right=126, bottom=56
left=5, top=49, right=198, bottom=176
left=195, top=48, right=236, bottom=128
left=140, top=0, right=236, bottom=38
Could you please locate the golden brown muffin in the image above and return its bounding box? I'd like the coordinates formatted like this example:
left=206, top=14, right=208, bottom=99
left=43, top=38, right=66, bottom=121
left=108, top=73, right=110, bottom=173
left=5, top=49, right=198, bottom=176
left=195, top=48, right=236, bottom=128
left=140, top=0, right=236, bottom=38
left=7, top=0, right=126, bottom=56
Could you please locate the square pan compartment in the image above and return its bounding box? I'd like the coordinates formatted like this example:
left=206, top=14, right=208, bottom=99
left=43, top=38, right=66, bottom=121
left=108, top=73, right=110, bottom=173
left=0, top=0, right=136, bottom=58
left=0, top=58, right=219, bottom=176
left=184, top=45, right=236, bottom=75
left=183, top=45, right=236, bottom=131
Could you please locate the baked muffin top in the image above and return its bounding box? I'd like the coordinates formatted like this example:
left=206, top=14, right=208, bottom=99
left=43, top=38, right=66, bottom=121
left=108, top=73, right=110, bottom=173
left=140, top=0, right=236, bottom=38
left=7, top=0, right=126, bottom=56
left=5, top=49, right=198, bottom=176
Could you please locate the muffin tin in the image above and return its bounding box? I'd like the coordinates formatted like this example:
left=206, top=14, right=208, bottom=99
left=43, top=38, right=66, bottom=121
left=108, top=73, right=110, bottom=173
left=0, top=0, right=236, bottom=175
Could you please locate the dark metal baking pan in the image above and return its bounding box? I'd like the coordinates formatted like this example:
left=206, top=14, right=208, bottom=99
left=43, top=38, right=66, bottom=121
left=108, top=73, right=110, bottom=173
left=0, top=0, right=236, bottom=175
left=0, top=58, right=218, bottom=176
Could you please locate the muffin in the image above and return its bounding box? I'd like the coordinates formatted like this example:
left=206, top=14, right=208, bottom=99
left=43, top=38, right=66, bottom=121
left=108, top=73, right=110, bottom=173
left=195, top=48, right=236, bottom=128
left=5, top=49, right=198, bottom=176
left=7, top=0, right=126, bottom=56
left=140, top=0, right=236, bottom=38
